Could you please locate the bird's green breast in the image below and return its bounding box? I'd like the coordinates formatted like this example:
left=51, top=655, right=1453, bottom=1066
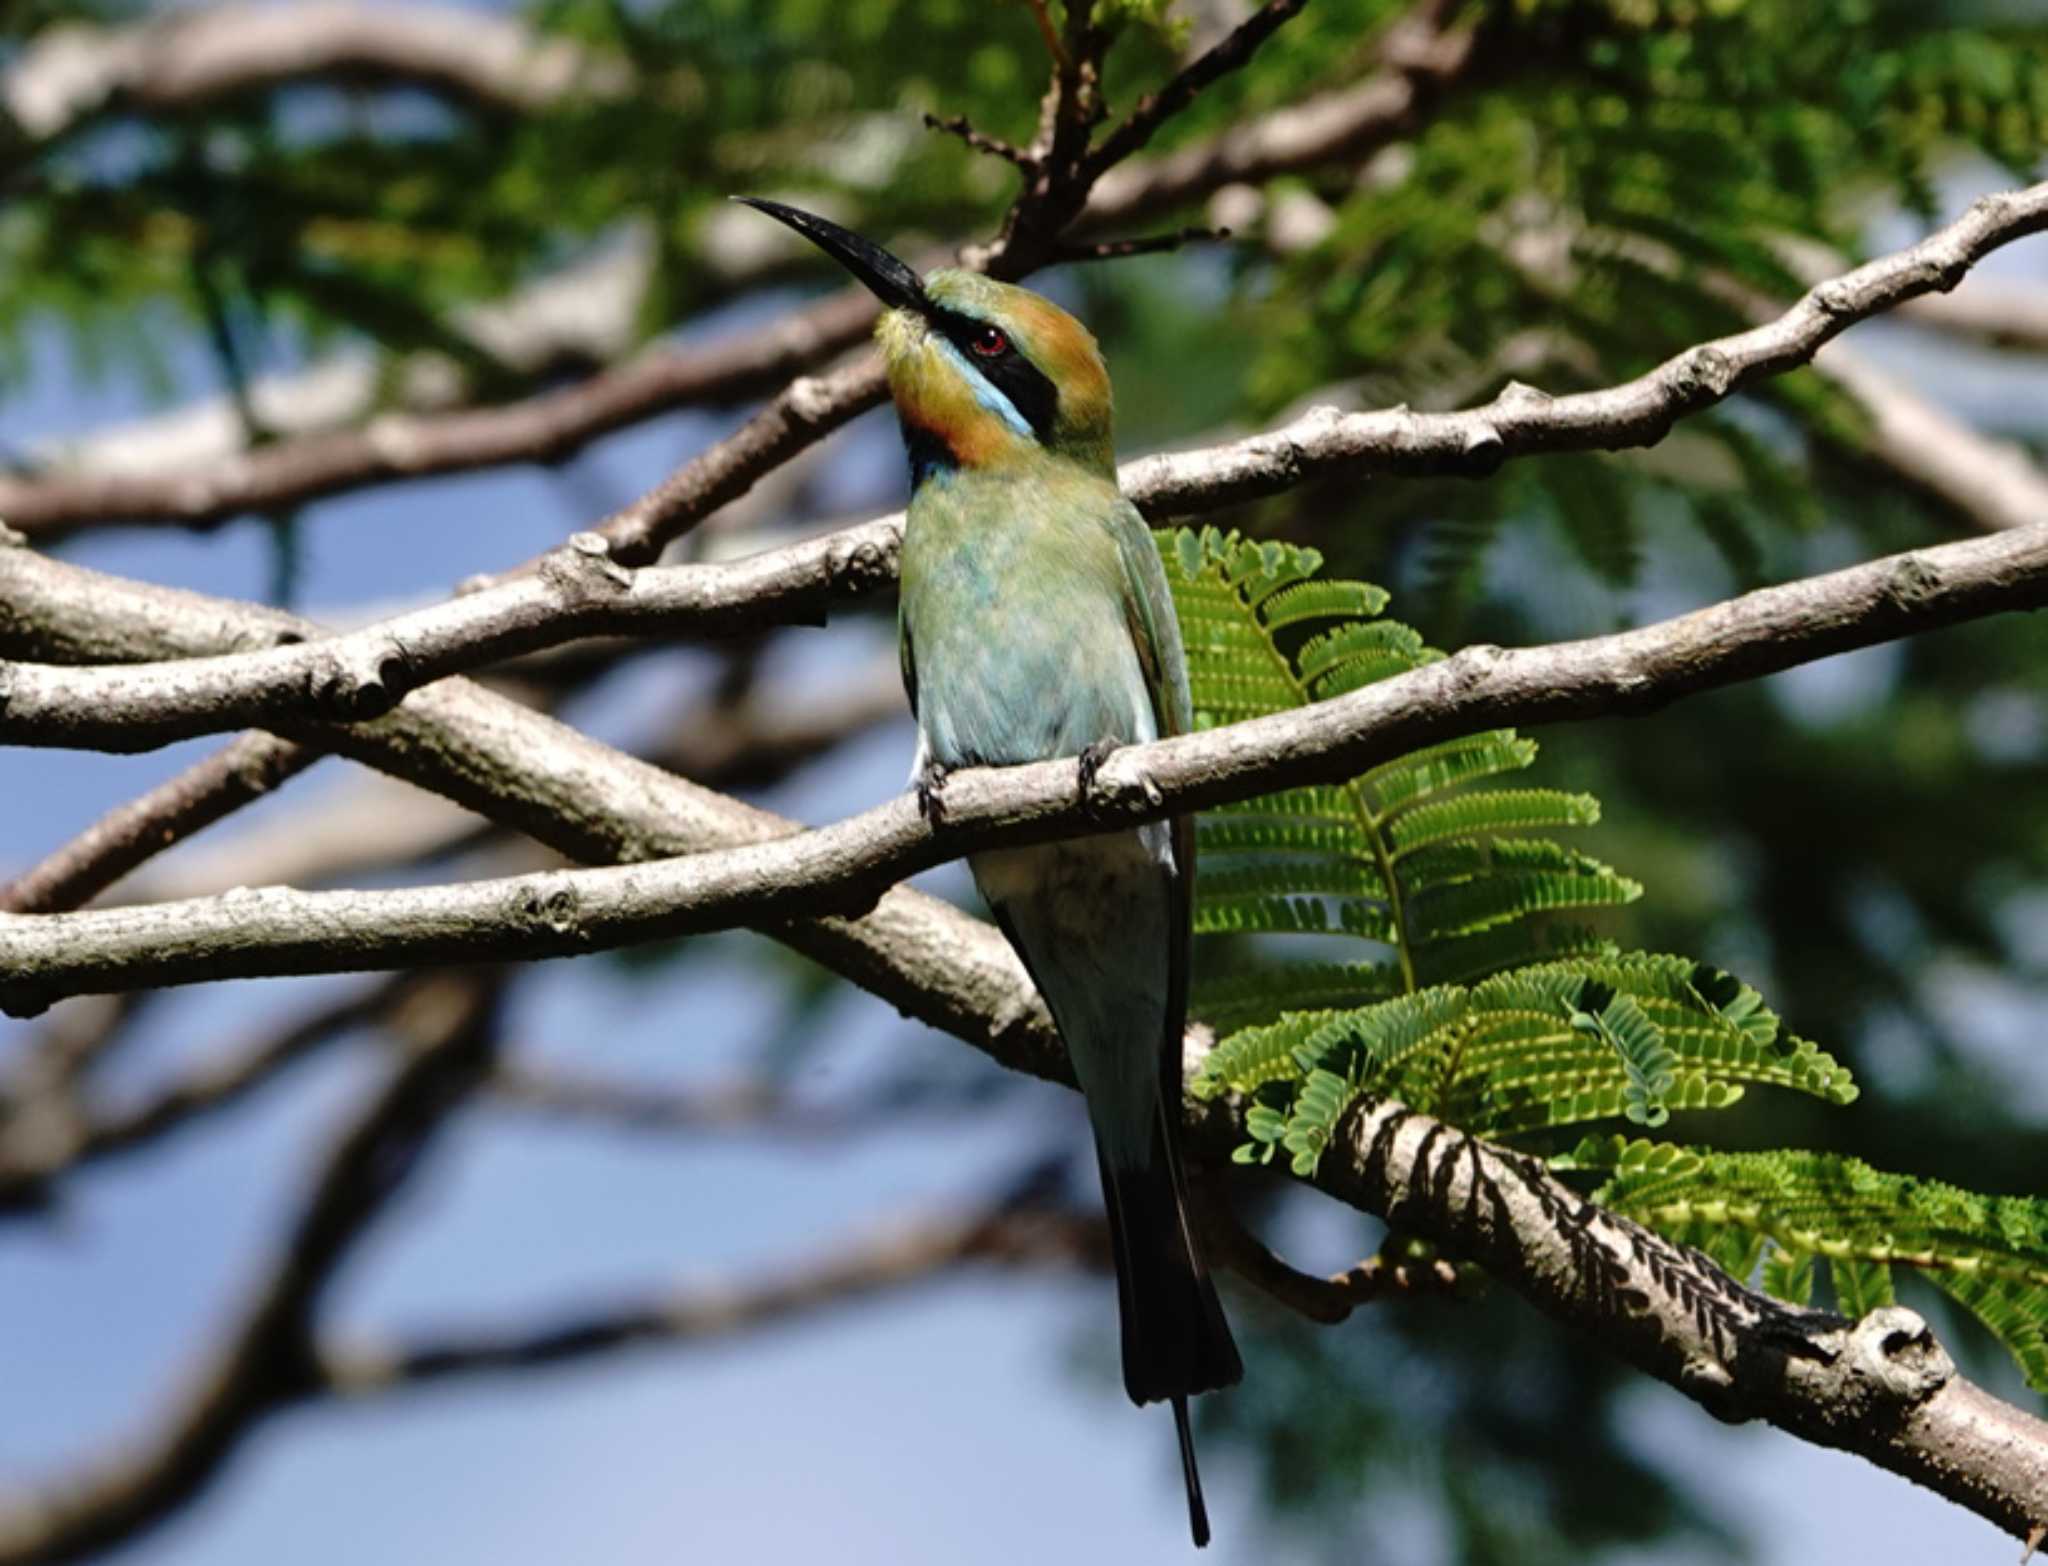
left=899, top=459, right=1155, bottom=769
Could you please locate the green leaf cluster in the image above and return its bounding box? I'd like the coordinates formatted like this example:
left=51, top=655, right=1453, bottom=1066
left=1563, top=1136, right=2048, bottom=1392
left=1163, top=524, right=2044, bottom=1397
left=1165, top=524, right=1641, bottom=1032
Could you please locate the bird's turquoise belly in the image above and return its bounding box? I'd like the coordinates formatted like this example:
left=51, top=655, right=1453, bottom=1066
left=907, top=567, right=1153, bottom=769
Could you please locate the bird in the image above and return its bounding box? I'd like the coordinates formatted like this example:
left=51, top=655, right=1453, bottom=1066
left=735, top=196, right=1242, bottom=1548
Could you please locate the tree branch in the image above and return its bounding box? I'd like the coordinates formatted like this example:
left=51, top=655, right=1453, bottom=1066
left=0, top=970, right=502, bottom=1564
left=1812, top=341, right=2048, bottom=534
left=0, top=542, right=1072, bottom=1088
left=8, top=521, right=2048, bottom=1008
left=0, top=1188, right=1101, bottom=1562
left=0, top=288, right=881, bottom=542
left=2, top=1, right=633, bottom=143
left=6, top=182, right=2044, bottom=756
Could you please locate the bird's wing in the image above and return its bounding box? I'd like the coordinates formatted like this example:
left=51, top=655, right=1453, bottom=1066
left=897, top=611, right=920, bottom=719
left=1105, top=503, right=1196, bottom=1089
left=1105, top=504, right=1192, bottom=743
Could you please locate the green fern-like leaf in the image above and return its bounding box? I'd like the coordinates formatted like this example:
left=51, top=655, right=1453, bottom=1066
left=1565, top=1137, right=2048, bottom=1391
left=1163, top=525, right=1640, bottom=1019
left=1191, top=954, right=1855, bottom=1167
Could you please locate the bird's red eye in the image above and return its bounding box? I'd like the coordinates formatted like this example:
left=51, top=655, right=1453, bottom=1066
left=970, top=325, right=1008, bottom=357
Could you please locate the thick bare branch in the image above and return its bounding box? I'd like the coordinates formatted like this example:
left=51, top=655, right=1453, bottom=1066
left=0, top=524, right=895, bottom=751
left=8, top=521, right=2047, bottom=1008
left=2, top=1, right=632, bottom=142
left=7, top=183, right=2044, bottom=756
left=1812, top=342, right=2048, bottom=534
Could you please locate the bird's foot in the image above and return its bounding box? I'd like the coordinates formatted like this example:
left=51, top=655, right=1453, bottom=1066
left=916, top=761, right=952, bottom=826
left=1077, top=738, right=1119, bottom=812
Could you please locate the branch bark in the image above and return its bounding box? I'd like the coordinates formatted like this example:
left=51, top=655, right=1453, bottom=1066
left=7, top=521, right=2048, bottom=1008
left=0, top=542, right=1071, bottom=1087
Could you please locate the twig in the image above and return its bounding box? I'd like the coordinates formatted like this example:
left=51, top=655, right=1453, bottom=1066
left=1050, top=224, right=1231, bottom=263
left=7, top=181, right=2044, bottom=756
left=0, top=734, right=319, bottom=912
left=1025, top=0, right=1070, bottom=72
left=923, top=110, right=1037, bottom=170
left=1812, top=342, right=2048, bottom=534
left=1081, top=0, right=1311, bottom=181
left=320, top=1199, right=1105, bottom=1392
left=9, top=520, right=2048, bottom=1007
left=1080, top=0, right=1475, bottom=229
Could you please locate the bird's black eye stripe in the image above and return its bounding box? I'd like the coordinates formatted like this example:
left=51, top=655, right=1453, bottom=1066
left=934, top=307, right=1059, bottom=444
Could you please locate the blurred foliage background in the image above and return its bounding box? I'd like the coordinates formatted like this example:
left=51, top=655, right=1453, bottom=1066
left=4, top=1, right=2048, bottom=1562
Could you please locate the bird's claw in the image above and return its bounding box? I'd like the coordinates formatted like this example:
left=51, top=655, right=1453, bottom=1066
left=1077, top=738, right=1119, bottom=811
left=916, top=761, right=952, bottom=826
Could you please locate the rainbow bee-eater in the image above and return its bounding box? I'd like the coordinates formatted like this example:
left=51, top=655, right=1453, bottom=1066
left=737, top=198, right=1242, bottom=1546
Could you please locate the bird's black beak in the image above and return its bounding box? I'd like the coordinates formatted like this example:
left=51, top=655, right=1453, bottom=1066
left=732, top=197, right=929, bottom=315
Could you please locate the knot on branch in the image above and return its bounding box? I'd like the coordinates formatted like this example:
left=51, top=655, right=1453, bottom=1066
left=1967, top=188, right=2022, bottom=233
left=1445, top=642, right=1506, bottom=692
left=827, top=532, right=897, bottom=600
left=1811, top=277, right=1859, bottom=321
left=1676, top=345, right=1735, bottom=400
left=1080, top=745, right=1163, bottom=822
left=785, top=376, right=837, bottom=425
left=1459, top=420, right=1505, bottom=474
left=1844, top=1306, right=1953, bottom=1407
left=1883, top=552, right=1943, bottom=610
left=514, top=878, right=582, bottom=939
left=543, top=531, right=633, bottom=597
left=306, top=639, right=412, bottom=723
left=1496, top=380, right=1552, bottom=407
